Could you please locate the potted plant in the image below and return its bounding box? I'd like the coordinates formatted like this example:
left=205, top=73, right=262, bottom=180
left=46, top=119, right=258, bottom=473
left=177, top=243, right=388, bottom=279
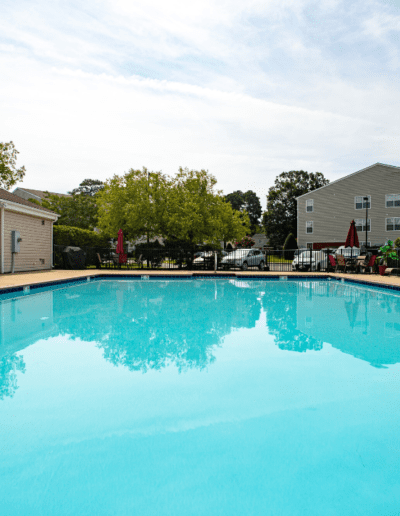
left=377, top=240, right=397, bottom=275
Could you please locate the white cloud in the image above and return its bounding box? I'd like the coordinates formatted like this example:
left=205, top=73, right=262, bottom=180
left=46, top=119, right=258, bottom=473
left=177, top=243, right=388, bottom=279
left=1, top=0, right=400, bottom=209
left=363, top=11, right=400, bottom=37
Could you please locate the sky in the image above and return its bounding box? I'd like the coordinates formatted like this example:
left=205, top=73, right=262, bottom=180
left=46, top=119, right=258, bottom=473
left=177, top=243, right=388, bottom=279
left=1, top=0, right=400, bottom=209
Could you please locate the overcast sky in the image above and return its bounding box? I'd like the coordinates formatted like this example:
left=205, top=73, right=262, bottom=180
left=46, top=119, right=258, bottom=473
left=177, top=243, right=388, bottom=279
left=2, top=0, right=400, bottom=208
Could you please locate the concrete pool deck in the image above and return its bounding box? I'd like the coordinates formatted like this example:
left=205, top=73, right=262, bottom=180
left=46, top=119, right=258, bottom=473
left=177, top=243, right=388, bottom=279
left=1, top=268, right=400, bottom=290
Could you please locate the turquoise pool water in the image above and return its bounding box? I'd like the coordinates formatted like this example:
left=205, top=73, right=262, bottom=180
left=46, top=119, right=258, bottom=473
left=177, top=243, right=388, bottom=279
left=1, top=278, right=400, bottom=515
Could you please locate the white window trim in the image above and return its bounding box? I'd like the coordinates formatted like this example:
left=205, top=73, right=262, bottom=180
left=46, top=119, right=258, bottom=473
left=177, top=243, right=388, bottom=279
left=306, top=221, right=313, bottom=234
left=385, top=194, right=400, bottom=208
left=306, top=199, right=314, bottom=213
left=355, top=218, right=371, bottom=233
left=354, top=195, right=371, bottom=210
left=385, top=217, right=400, bottom=232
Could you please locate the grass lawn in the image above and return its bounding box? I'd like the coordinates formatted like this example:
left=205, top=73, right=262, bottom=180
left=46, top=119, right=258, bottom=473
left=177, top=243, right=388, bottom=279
left=267, top=256, right=292, bottom=263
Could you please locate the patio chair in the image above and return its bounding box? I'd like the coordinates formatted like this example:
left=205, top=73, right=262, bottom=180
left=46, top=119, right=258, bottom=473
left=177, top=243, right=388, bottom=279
left=96, top=253, right=113, bottom=268
left=359, top=254, right=376, bottom=274
left=335, top=254, right=347, bottom=273
left=130, top=254, right=143, bottom=268
left=328, top=255, right=336, bottom=272
left=354, top=255, right=367, bottom=273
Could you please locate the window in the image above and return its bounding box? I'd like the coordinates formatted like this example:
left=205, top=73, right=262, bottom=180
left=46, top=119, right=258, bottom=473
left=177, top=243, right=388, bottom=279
left=355, top=219, right=371, bottom=232
left=306, top=242, right=313, bottom=249
left=306, top=199, right=314, bottom=212
left=385, top=194, right=400, bottom=208
left=386, top=218, right=400, bottom=231
left=359, top=241, right=371, bottom=247
left=306, top=221, right=313, bottom=234
left=355, top=195, right=371, bottom=210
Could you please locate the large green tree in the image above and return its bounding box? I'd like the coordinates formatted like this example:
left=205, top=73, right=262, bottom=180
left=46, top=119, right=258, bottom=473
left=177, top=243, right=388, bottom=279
left=69, top=179, right=104, bottom=196
left=263, top=170, right=329, bottom=248
left=33, top=179, right=104, bottom=230
left=97, top=167, right=249, bottom=245
left=225, top=190, right=262, bottom=233
left=0, top=141, right=26, bottom=190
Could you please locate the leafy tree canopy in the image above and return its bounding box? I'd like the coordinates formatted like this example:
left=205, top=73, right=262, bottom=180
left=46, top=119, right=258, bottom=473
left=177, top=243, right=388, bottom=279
left=32, top=179, right=104, bottom=230
left=69, top=179, right=104, bottom=196
left=225, top=190, right=262, bottom=233
left=0, top=141, right=26, bottom=190
left=263, top=170, right=329, bottom=248
left=97, top=167, right=250, bottom=245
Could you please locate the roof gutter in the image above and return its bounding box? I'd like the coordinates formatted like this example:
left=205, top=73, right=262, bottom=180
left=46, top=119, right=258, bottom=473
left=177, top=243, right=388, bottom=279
left=0, top=199, right=59, bottom=221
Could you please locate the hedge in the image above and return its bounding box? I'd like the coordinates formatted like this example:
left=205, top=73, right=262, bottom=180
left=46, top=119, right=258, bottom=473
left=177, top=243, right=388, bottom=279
left=53, top=225, right=110, bottom=248
left=283, top=233, right=298, bottom=260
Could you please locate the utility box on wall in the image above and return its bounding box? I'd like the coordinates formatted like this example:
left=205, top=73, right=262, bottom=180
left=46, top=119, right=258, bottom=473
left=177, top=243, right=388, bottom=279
left=11, top=230, right=22, bottom=253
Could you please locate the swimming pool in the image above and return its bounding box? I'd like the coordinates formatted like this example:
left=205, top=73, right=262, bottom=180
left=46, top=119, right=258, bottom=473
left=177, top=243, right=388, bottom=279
left=1, top=277, right=400, bottom=515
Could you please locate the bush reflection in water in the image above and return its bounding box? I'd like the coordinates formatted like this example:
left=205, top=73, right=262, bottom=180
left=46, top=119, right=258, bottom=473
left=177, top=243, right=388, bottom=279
left=1, top=279, right=400, bottom=399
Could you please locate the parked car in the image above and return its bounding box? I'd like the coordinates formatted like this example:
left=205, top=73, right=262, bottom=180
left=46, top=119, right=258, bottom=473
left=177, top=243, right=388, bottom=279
left=335, top=246, right=361, bottom=259
left=220, top=248, right=265, bottom=270
left=193, top=250, right=228, bottom=269
left=292, top=249, right=330, bottom=272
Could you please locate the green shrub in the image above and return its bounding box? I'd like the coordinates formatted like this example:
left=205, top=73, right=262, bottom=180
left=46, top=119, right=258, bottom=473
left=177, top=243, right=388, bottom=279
left=283, top=233, right=297, bottom=260
left=53, top=225, right=110, bottom=248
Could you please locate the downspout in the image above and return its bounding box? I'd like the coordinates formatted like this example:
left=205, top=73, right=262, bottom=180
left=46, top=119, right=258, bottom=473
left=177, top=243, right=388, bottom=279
left=0, top=203, right=5, bottom=274
left=51, top=220, right=54, bottom=268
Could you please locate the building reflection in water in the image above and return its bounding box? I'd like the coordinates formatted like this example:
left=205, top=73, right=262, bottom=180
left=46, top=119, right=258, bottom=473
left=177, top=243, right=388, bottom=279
left=1, top=278, right=400, bottom=399
left=262, top=280, right=400, bottom=368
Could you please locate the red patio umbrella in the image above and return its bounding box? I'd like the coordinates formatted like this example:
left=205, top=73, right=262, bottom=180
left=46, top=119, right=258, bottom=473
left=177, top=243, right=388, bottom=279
left=116, top=229, right=127, bottom=264
left=345, top=220, right=360, bottom=248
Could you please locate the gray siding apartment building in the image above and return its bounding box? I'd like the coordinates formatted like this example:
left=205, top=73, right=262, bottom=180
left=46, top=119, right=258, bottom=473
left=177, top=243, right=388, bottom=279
left=297, top=163, right=400, bottom=249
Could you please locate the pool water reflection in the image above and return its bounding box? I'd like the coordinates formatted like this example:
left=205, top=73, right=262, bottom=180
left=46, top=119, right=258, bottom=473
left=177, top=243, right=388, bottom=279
left=1, top=279, right=400, bottom=515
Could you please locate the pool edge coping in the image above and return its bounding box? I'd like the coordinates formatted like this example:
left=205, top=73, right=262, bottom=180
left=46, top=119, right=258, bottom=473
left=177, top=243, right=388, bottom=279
left=1, top=270, right=400, bottom=297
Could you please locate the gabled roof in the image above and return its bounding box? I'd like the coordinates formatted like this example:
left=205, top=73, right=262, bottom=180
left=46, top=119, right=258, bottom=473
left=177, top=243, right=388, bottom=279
left=0, top=189, right=58, bottom=214
left=13, top=188, right=71, bottom=199
left=296, top=163, right=400, bottom=200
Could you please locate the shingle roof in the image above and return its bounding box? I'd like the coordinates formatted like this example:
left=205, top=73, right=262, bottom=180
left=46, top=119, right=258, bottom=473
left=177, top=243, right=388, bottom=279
left=16, top=188, right=71, bottom=199
left=0, top=189, right=58, bottom=214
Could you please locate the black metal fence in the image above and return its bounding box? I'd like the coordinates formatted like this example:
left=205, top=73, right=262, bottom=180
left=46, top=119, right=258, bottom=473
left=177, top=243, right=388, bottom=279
left=53, top=245, right=400, bottom=275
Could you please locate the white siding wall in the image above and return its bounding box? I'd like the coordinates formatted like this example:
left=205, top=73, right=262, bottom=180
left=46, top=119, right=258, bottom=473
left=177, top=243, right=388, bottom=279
left=3, top=210, right=52, bottom=273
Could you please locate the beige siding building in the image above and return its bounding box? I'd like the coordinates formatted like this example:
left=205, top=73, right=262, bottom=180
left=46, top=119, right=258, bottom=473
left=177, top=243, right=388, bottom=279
left=297, top=163, right=400, bottom=249
left=0, top=189, right=59, bottom=274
